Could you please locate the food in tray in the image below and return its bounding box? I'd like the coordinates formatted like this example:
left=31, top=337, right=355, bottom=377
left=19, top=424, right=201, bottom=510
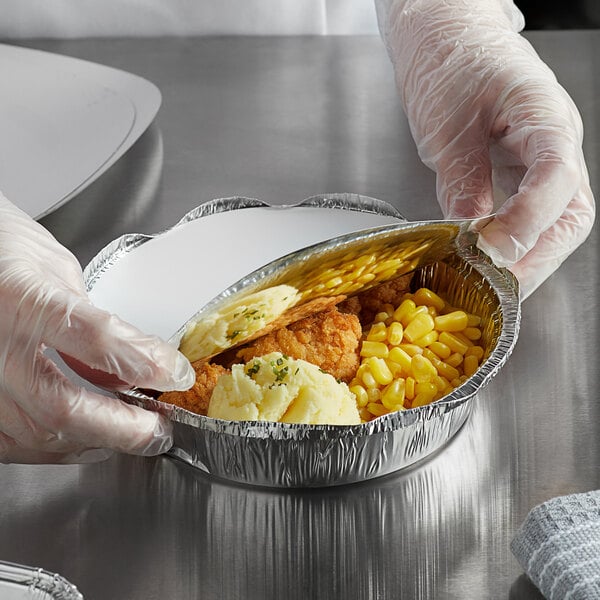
left=159, top=272, right=486, bottom=424
left=208, top=352, right=360, bottom=425
left=179, top=284, right=301, bottom=362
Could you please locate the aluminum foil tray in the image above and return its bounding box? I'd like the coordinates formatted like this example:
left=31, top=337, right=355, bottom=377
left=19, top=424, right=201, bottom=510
left=84, top=194, right=521, bottom=488
left=0, top=560, right=83, bottom=600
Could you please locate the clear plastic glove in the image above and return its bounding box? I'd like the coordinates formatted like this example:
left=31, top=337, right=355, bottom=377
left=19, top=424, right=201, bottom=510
left=375, top=0, right=595, bottom=298
left=0, top=194, right=195, bottom=464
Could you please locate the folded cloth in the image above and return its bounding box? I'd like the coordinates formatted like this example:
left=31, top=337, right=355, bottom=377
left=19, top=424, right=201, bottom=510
left=511, top=491, right=600, bottom=599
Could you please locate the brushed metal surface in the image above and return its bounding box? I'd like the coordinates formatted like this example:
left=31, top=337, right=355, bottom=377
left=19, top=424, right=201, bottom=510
left=0, top=32, right=597, bottom=599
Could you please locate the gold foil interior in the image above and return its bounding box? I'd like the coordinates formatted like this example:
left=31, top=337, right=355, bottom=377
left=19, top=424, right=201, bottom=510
left=177, top=221, right=461, bottom=361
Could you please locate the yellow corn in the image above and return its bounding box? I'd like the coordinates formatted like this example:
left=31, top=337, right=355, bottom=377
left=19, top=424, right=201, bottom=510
left=392, top=299, right=416, bottom=324
left=381, top=379, right=405, bottom=410
left=467, top=314, right=481, bottom=327
left=403, top=312, right=435, bottom=343
left=412, top=389, right=437, bottom=408
left=360, top=341, right=389, bottom=359
left=434, top=311, right=469, bottom=332
left=413, top=330, right=439, bottom=348
left=361, top=371, right=378, bottom=389
left=350, top=385, right=369, bottom=407
left=387, top=322, right=404, bottom=345
left=446, top=352, right=464, bottom=368
left=367, top=387, right=381, bottom=402
left=439, top=331, right=469, bottom=355
left=413, top=287, right=445, bottom=311
left=399, top=343, right=423, bottom=357
left=428, top=341, right=451, bottom=360
left=411, top=354, right=437, bottom=383
left=367, top=357, right=394, bottom=386
left=367, top=322, right=388, bottom=342
left=465, top=345, right=484, bottom=360
left=367, top=402, right=389, bottom=417
left=463, top=327, right=482, bottom=341
left=353, top=286, right=485, bottom=420
left=388, top=346, right=413, bottom=374
left=463, top=354, right=479, bottom=377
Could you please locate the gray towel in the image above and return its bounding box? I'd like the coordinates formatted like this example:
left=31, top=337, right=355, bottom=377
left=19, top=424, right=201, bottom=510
left=511, top=491, right=600, bottom=599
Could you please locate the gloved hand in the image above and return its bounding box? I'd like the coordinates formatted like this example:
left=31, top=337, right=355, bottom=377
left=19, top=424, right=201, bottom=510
left=0, top=193, right=195, bottom=464
left=375, top=0, right=595, bottom=298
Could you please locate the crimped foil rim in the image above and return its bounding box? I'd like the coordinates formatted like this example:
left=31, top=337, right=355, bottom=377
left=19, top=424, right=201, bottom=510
left=0, top=560, right=83, bottom=600
left=89, top=195, right=520, bottom=443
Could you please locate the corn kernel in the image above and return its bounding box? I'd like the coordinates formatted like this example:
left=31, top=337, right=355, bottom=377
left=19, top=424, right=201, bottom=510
left=355, top=254, right=377, bottom=268
left=411, top=354, right=437, bottom=383
left=324, top=276, right=344, bottom=289
left=412, top=390, right=437, bottom=407
left=359, top=407, right=372, bottom=422
left=367, top=322, right=388, bottom=342
left=382, top=303, right=395, bottom=316
left=428, top=341, right=451, bottom=360
left=439, top=331, right=469, bottom=355
left=361, top=371, right=378, bottom=389
left=358, top=273, right=376, bottom=285
left=465, top=346, right=484, bottom=360
left=393, top=299, right=416, bottom=325
left=360, top=341, right=389, bottom=359
left=413, top=330, right=439, bottom=348
left=398, top=343, right=423, bottom=356
left=463, top=354, right=479, bottom=377
left=446, top=352, right=463, bottom=368
left=433, top=375, right=450, bottom=392
left=405, top=376, right=416, bottom=400
left=367, top=387, right=381, bottom=402
left=453, top=331, right=475, bottom=347
left=463, top=327, right=482, bottom=341
left=350, top=385, right=369, bottom=407
left=434, top=311, right=469, bottom=332
left=413, top=287, right=446, bottom=311
left=415, top=382, right=437, bottom=395
left=403, top=312, right=435, bottom=343
left=432, top=357, right=460, bottom=381
left=467, top=314, right=482, bottom=327
left=387, top=322, right=404, bottom=345
left=367, top=402, right=389, bottom=417
left=367, top=357, right=393, bottom=385
left=388, top=347, right=413, bottom=373
left=381, top=379, right=405, bottom=410
left=374, top=311, right=390, bottom=323
left=385, top=359, right=403, bottom=377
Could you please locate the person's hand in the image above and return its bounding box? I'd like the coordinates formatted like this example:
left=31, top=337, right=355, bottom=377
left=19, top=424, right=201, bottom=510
left=0, top=194, right=195, bottom=464
left=375, top=0, right=595, bottom=298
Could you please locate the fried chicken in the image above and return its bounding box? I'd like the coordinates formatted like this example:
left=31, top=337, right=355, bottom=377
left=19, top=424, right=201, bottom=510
left=222, top=307, right=362, bottom=383
left=338, top=273, right=412, bottom=326
left=159, top=361, right=229, bottom=415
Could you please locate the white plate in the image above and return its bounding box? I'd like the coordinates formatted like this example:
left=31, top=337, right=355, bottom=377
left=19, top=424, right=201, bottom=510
left=0, top=43, right=161, bottom=219
left=85, top=201, right=403, bottom=340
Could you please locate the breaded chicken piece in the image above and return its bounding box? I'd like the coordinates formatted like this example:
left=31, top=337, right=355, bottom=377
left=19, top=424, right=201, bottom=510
left=226, top=308, right=362, bottom=383
left=159, top=361, right=229, bottom=415
left=339, top=273, right=412, bottom=327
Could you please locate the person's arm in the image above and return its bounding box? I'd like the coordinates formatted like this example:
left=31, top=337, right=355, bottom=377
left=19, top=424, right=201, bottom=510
left=0, top=193, right=194, bottom=463
left=375, top=0, right=595, bottom=298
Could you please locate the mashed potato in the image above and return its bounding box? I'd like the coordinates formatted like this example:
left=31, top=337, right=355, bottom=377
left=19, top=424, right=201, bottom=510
left=180, top=285, right=300, bottom=362
left=207, top=352, right=360, bottom=425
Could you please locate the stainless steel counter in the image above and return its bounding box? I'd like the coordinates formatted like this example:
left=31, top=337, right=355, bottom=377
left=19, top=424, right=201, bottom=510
left=1, top=32, right=598, bottom=599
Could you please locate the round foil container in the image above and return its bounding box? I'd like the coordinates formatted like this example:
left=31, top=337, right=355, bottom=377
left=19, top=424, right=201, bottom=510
left=84, top=194, right=520, bottom=488
left=0, top=560, right=83, bottom=600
